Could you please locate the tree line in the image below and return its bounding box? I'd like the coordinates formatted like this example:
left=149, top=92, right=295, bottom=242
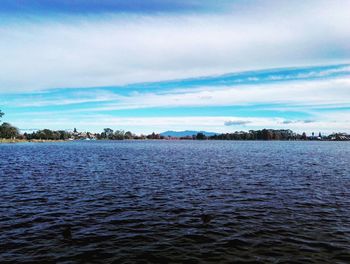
left=207, top=129, right=299, bottom=140
left=98, top=129, right=165, bottom=140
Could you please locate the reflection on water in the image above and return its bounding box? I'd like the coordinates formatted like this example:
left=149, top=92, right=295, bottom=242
left=1, top=141, right=350, bottom=263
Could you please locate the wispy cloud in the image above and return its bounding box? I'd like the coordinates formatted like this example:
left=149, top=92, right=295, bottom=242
left=4, top=91, right=122, bottom=107
left=281, top=120, right=315, bottom=125
left=224, top=120, right=251, bottom=126
left=62, top=77, right=350, bottom=112
left=3, top=64, right=349, bottom=107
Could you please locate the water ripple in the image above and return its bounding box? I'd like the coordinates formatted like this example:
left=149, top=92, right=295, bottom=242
left=0, top=141, right=350, bottom=263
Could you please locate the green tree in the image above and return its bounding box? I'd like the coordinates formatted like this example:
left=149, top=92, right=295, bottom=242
left=196, top=132, right=206, bottom=140
left=0, top=122, right=19, bottom=139
left=102, top=128, right=114, bottom=139
left=124, top=131, right=133, bottom=139
left=42, top=129, right=53, bottom=140
left=58, top=130, right=71, bottom=140
left=114, top=130, right=125, bottom=140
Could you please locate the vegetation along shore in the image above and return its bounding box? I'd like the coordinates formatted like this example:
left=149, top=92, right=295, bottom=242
left=1, top=110, right=349, bottom=142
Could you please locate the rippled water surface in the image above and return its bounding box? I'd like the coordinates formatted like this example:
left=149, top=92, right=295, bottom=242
left=1, top=141, right=350, bottom=263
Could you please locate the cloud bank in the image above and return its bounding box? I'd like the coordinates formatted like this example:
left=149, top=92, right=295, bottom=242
left=0, top=0, right=349, bottom=92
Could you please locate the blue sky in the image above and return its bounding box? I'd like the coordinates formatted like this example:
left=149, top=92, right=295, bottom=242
left=0, top=0, right=349, bottom=134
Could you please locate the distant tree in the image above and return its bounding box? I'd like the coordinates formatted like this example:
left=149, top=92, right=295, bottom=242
left=0, top=109, right=3, bottom=121
left=207, top=129, right=302, bottom=141
left=42, top=129, right=53, bottom=140
left=25, top=129, right=71, bottom=140
left=73, top=128, right=77, bottom=133
left=301, top=132, right=307, bottom=140
left=260, top=129, right=273, bottom=140
left=114, top=130, right=125, bottom=140
left=196, top=132, right=206, bottom=140
left=124, top=131, right=133, bottom=139
left=146, top=132, right=161, bottom=139
left=147, top=132, right=155, bottom=139
left=102, top=128, right=114, bottom=139
left=0, top=122, right=19, bottom=139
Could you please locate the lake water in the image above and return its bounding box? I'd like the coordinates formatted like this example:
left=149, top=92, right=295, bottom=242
left=1, top=141, right=350, bottom=263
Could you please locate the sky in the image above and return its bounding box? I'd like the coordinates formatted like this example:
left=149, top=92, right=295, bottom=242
left=0, top=0, right=349, bottom=134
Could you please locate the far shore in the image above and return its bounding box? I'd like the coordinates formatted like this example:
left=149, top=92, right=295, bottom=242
left=2, top=138, right=350, bottom=144
left=0, top=139, right=68, bottom=144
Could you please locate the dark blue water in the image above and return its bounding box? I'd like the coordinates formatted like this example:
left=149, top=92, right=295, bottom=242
left=1, top=141, right=350, bottom=263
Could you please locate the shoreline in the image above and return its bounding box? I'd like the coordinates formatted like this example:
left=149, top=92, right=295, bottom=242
left=0, top=139, right=68, bottom=144
left=1, top=138, right=349, bottom=144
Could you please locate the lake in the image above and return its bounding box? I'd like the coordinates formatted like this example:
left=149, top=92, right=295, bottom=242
left=1, top=141, right=350, bottom=263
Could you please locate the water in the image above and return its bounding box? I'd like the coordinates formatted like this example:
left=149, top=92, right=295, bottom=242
left=1, top=141, right=350, bottom=263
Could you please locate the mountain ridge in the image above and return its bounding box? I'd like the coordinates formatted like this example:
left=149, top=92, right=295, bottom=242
left=160, top=130, right=218, bottom=137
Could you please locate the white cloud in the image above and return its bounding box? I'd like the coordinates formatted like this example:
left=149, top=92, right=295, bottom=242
left=0, top=0, right=349, bottom=92
left=5, top=77, right=350, bottom=116
left=4, top=90, right=122, bottom=107
left=50, top=77, right=349, bottom=112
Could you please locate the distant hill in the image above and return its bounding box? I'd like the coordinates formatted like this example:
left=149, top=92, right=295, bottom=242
left=160, top=130, right=218, bottom=137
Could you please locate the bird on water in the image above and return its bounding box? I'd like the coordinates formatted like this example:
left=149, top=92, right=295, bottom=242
left=62, top=225, right=72, bottom=240
left=201, top=213, right=214, bottom=224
